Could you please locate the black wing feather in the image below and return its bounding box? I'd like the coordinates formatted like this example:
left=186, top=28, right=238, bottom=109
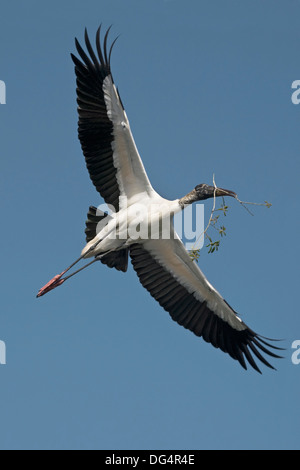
left=130, top=243, right=282, bottom=373
left=71, top=26, right=120, bottom=212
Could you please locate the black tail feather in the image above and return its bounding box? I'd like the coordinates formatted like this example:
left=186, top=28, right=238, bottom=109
left=101, top=250, right=128, bottom=272
left=85, top=206, right=108, bottom=243
left=85, top=206, right=128, bottom=272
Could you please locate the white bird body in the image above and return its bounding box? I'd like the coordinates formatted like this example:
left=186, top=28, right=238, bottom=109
left=37, top=26, right=282, bottom=373
left=82, top=196, right=181, bottom=257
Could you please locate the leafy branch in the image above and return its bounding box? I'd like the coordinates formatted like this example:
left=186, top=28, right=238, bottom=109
left=189, top=175, right=272, bottom=263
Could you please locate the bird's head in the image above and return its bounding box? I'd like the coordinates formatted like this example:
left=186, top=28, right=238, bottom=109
left=194, top=184, right=237, bottom=201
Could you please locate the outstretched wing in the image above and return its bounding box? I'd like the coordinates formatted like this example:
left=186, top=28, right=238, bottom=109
left=130, top=234, right=282, bottom=373
left=71, top=26, right=157, bottom=213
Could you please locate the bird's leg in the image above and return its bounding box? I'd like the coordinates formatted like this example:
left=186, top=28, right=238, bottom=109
left=36, top=239, right=103, bottom=298
left=58, top=257, right=101, bottom=283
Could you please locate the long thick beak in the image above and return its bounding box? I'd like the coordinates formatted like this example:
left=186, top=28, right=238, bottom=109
left=215, top=188, right=237, bottom=198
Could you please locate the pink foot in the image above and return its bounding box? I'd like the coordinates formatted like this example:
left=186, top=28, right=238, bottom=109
left=36, top=271, right=66, bottom=298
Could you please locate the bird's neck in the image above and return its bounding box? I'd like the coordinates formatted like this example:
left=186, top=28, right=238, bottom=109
left=178, top=189, right=198, bottom=209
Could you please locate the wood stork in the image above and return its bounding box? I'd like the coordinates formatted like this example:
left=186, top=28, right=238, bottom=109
left=37, top=26, right=282, bottom=373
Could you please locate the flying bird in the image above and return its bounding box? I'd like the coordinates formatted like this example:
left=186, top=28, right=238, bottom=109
left=37, top=26, right=282, bottom=373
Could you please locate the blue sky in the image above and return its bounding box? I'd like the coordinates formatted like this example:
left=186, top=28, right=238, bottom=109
left=0, top=0, right=300, bottom=450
